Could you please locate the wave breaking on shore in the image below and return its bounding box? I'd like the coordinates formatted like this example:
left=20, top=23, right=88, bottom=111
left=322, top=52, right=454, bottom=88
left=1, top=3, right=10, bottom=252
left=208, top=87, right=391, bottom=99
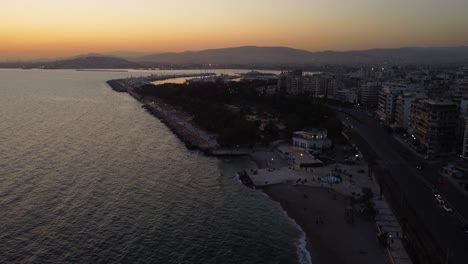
left=296, top=232, right=313, bottom=264
left=275, top=198, right=313, bottom=264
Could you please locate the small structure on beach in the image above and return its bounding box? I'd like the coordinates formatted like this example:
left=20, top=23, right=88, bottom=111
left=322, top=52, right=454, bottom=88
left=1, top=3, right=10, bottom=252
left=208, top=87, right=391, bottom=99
left=292, top=129, right=332, bottom=154
left=319, top=173, right=343, bottom=184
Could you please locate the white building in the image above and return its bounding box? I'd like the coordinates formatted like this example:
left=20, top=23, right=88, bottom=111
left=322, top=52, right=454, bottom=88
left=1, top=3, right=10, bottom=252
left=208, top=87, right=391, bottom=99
left=292, top=130, right=332, bottom=153
left=376, top=83, right=408, bottom=123
left=395, top=92, right=427, bottom=130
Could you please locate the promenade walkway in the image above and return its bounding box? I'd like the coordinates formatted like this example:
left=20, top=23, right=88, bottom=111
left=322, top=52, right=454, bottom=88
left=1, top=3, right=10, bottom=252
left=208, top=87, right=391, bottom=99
left=249, top=145, right=412, bottom=264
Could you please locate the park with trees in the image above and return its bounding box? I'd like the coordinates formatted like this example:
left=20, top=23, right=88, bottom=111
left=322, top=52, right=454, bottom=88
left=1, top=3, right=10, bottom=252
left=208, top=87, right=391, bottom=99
left=134, top=79, right=343, bottom=147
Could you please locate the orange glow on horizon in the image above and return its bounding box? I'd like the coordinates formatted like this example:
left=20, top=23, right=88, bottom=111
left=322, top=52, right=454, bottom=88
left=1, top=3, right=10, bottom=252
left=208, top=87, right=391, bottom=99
left=1, top=0, right=468, bottom=60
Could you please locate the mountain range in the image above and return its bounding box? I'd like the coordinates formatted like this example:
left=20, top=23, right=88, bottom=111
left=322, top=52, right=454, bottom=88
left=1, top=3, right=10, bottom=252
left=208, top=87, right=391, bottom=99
left=136, top=46, right=468, bottom=65
left=41, top=56, right=142, bottom=69
left=3, top=46, right=468, bottom=69
left=138, top=46, right=310, bottom=65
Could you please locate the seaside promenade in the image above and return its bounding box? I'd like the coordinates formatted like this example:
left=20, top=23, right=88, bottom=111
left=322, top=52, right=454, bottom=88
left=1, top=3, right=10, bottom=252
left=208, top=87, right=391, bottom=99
left=248, top=144, right=412, bottom=264
left=107, top=78, right=410, bottom=263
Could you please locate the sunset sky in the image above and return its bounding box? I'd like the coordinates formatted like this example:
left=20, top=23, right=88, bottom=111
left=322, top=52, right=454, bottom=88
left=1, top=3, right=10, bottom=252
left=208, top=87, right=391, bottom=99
left=2, top=0, right=468, bottom=60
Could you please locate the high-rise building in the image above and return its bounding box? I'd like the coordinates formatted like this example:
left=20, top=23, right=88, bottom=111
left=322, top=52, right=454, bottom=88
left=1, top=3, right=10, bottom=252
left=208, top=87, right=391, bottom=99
left=376, top=84, right=407, bottom=123
left=328, top=79, right=345, bottom=99
left=315, top=77, right=329, bottom=98
left=278, top=70, right=303, bottom=95
left=302, top=74, right=330, bottom=98
left=303, top=75, right=316, bottom=96
left=462, top=116, right=468, bottom=159
left=359, top=82, right=382, bottom=107
left=278, top=71, right=334, bottom=98
left=409, top=99, right=458, bottom=153
left=395, top=92, right=427, bottom=130
left=277, top=73, right=288, bottom=93
left=456, top=79, right=468, bottom=99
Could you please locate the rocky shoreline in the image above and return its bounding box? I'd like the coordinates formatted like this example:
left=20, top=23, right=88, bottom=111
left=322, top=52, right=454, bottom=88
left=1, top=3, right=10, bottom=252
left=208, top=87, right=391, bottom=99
left=107, top=79, right=249, bottom=156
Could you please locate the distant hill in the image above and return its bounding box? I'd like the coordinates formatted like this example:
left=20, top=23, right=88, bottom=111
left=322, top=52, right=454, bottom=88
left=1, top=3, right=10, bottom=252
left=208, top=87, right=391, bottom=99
left=138, top=46, right=312, bottom=65
left=312, top=46, right=468, bottom=64
left=6, top=46, right=467, bottom=69
left=42, top=56, right=142, bottom=69
left=101, top=51, right=153, bottom=59
left=138, top=46, right=468, bottom=65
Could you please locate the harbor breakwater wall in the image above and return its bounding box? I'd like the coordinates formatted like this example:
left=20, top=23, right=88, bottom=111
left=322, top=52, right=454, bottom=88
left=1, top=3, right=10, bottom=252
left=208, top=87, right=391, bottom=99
left=107, top=79, right=219, bottom=154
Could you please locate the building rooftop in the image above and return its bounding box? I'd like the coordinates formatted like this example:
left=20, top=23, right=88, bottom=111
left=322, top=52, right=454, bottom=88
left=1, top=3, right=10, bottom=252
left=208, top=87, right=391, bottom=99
left=293, top=130, right=328, bottom=140
left=419, top=99, right=457, bottom=106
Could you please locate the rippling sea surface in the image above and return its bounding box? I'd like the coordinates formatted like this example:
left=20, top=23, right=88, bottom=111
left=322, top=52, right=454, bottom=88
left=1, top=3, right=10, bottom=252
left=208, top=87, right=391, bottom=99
left=0, top=69, right=309, bottom=264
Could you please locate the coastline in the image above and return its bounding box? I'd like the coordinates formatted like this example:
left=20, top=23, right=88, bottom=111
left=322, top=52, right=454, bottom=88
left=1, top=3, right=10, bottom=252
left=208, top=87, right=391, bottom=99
left=107, top=79, right=219, bottom=153
left=107, top=78, right=387, bottom=264
left=107, top=79, right=268, bottom=157
left=263, top=184, right=387, bottom=264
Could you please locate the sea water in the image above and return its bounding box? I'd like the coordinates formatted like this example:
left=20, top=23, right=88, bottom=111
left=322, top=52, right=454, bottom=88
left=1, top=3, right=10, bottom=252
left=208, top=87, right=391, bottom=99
left=0, top=69, right=311, bottom=264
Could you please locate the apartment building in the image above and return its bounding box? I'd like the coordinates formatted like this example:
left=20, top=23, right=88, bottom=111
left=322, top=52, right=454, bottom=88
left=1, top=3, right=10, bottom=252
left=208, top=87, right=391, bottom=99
left=395, top=92, right=427, bottom=130
left=359, top=82, right=382, bottom=107
left=376, top=84, right=407, bottom=123
left=409, top=99, right=458, bottom=153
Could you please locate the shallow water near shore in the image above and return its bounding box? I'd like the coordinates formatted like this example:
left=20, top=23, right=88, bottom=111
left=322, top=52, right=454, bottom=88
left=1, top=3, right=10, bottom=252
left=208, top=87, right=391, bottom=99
left=0, top=69, right=310, bottom=264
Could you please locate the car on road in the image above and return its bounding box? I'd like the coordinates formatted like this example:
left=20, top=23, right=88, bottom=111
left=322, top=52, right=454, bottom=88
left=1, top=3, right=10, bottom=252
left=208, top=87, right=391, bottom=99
left=416, top=164, right=424, bottom=170
left=432, top=190, right=441, bottom=198
left=463, top=225, right=468, bottom=234
left=436, top=196, right=446, bottom=205
left=443, top=204, right=453, bottom=213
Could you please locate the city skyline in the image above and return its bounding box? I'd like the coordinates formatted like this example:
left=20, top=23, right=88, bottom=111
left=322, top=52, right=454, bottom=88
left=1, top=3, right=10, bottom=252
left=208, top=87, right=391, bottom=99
left=2, top=0, right=468, bottom=59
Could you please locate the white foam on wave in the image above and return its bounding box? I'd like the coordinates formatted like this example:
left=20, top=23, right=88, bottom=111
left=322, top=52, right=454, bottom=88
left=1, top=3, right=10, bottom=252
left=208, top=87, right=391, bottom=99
left=296, top=232, right=312, bottom=264
left=234, top=173, right=242, bottom=185
left=274, top=201, right=313, bottom=264
left=232, top=159, right=312, bottom=264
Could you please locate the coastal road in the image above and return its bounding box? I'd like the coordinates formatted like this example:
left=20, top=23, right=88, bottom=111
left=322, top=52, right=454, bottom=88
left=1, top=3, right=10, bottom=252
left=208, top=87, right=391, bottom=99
left=335, top=107, right=468, bottom=264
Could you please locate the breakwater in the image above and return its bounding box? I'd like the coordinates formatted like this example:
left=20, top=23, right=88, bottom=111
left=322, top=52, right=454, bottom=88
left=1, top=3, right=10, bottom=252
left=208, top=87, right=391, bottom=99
left=146, top=72, right=215, bottom=82
left=107, top=79, right=218, bottom=153
left=77, top=69, right=129, bottom=72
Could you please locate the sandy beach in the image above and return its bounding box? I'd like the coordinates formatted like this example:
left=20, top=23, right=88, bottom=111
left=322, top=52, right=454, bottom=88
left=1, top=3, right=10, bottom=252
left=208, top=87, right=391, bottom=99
left=108, top=79, right=396, bottom=264
left=263, top=184, right=388, bottom=264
